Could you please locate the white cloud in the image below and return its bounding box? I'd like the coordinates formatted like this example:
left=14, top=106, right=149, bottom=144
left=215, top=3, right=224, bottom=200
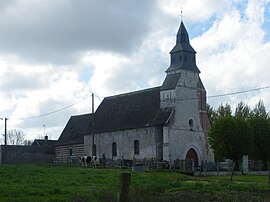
left=0, top=0, right=157, bottom=64
left=158, top=0, right=232, bottom=23
left=193, top=0, right=270, bottom=110
left=0, top=0, right=270, bottom=143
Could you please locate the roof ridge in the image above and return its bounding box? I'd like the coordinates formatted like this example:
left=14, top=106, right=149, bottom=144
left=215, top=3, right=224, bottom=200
left=71, top=113, right=93, bottom=118
left=105, top=86, right=161, bottom=99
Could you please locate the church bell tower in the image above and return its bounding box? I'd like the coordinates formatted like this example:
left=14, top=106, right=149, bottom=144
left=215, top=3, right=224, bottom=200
left=167, top=20, right=200, bottom=74
left=160, top=19, right=213, bottom=163
left=160, top=20, right=201, bottom=107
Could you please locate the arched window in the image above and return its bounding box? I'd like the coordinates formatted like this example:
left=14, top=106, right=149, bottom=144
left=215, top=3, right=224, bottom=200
left=134, top=140, right=139, bottom=155
left=69, top=148, right=73, bottom=156
left=189, top=119, right=194, bottom=128
left=112, top=142, right=117, bottom=156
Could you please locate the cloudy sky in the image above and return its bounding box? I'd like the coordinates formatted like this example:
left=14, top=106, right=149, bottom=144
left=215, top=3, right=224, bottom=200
left=0, top=0, right=269, bottom=142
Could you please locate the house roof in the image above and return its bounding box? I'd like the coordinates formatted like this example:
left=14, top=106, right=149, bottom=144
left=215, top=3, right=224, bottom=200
left=32, top=139, right=57, bottom=147
left=84, top=86, right=173, bottom=134
left=57, top=113, right=92, bottom=146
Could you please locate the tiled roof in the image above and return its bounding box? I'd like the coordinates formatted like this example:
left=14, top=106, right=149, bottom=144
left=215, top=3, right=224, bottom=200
left=84, top=87, right=173, bottom=134
left=32, top=139, right=57, bottom=147
left=57, top=113, right=92, bottom=145
left=167, top=21, right=200, bottom=73
left=58, top=87, right=174, bottom=145
left=171, top=21, right=196, bottom=54
left=160, top=73, right=181, bottom=91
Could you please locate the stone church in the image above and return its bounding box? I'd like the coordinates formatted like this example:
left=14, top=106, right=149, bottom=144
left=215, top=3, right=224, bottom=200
left=81, top=20, right=214, bottom=166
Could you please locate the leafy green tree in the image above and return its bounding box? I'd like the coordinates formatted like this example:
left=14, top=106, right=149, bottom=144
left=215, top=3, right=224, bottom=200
left=249, top=117, right=270, bottom=167
left=217, top=103, right=232, bottom=117
left=251, top=100, right=269, bottom=119
left=249, top=101, right=270, bottom=169
left=209, top=116, right=253, bottom=169
left=206, top=103, right=218, bottom=125
left=207, top=103, right=232, bottom=125
left=235, top=101, right=250, bottom=119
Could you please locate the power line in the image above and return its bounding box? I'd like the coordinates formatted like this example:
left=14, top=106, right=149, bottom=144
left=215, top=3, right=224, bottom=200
left=207, top=85, right=270, bottom=99
left=163, top=85, right=270, bottom=102
left=15, top=94, right=92, bottom=120
left=8, top=123, right=40, bottom=137
left=11, top=85, right=270, bottom=121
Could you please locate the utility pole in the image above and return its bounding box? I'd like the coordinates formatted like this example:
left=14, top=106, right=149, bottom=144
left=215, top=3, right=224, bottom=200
left=43, top=124, right=46, bottom=137
left=4, top=118, right=7, bottom=145
left=91, top=93, right=95, bottom=156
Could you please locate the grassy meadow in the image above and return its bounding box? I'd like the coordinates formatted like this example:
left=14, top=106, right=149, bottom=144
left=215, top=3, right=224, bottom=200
left=0, top=164, right=270, bottom=202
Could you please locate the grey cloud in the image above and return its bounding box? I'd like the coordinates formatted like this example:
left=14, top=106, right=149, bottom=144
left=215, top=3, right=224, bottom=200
left=20, top=98, right=78, bottom=129
left=0, top=71, right=47, bottom=93
left=0, top=0, right=157, bottom=64
left=0, top=0, right=15, bottom=11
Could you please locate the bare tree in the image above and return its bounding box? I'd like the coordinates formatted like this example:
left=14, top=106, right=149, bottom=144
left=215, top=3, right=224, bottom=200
left=7, top=129, right=26, bottom=145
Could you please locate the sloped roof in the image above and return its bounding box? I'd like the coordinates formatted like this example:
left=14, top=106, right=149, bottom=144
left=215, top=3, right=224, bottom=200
left=152, top=107, right=173, bottom=125
left=84, top=87, right=173, bottom=134
left=197, top=77, right=206, bottom=91
left=167, top=21, right=200, bottom=74
left=57, top=113, right=92, bottom=145
left=58, top=87, right=173, bottom=145
left=160, top=73, right=181, bottom=91
left=170, top=21, right=196, bottom=54
left=32, top=139, right=57, bottom=147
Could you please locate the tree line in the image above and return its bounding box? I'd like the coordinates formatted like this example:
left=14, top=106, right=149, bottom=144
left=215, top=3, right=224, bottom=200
left=207, top=100, right=270, bottom=170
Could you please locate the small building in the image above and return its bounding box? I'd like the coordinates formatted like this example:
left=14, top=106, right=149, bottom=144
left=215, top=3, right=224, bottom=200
left=32, top=135, right=57, bottom=148
left=55, top=113, right=92, bottom=164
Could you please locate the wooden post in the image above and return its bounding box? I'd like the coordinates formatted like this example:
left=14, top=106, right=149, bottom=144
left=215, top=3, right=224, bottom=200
left=267, top=161, right=270, bottom=185
left=119, top=173, right=131, bottom=202
left=217, top=161, right=219, bottom=176
left=91, top=93, right=95, bottom=156
left=230, top=161, right=235, bottom=181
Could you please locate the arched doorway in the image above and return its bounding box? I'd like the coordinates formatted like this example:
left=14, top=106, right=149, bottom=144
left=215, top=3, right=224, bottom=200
left=186, top=148, right=199, bottom=167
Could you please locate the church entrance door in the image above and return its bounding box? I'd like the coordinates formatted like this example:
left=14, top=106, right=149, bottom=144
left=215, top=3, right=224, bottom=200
left=185, top=148, right=199, bottom=167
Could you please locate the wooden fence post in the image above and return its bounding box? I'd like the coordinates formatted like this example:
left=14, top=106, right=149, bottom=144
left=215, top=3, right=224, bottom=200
left=119, top=173, right=131, bottom=202
left=267, top=160, right=270, bottom=185
left=268, top=170, right=270, bottom=185
left=230, top=161, right=235, bottom=181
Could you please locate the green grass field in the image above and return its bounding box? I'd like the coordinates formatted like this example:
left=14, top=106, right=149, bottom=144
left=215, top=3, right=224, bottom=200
left=0, top=164, right=269, bottom=202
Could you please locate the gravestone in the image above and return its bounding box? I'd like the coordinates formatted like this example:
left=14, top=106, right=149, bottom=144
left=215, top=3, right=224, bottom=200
left=243, top=155, right=249, bottom=174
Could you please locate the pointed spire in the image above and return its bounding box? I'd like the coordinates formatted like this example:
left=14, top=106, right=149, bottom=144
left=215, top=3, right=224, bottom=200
left=166, top=19, right=200, bottom=73
left=176, top=21, right=190, bottom=44
left=171, top=21, right=195, bottom=53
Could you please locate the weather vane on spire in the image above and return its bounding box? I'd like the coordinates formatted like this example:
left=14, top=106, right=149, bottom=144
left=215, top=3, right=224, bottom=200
left=180, top=6, right=184, bottom=21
